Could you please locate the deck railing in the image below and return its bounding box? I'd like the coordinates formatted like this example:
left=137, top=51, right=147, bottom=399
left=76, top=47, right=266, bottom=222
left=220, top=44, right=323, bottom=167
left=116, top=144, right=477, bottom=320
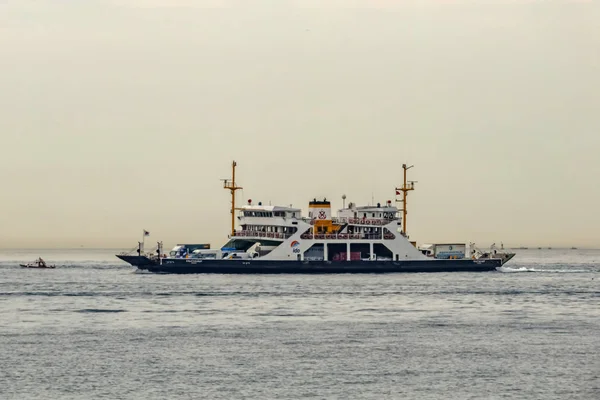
left=231, top=230, right=396, bottom=241
left=300, top=233, right=396, bottom=240
left=232, top=230, right=293, bottom=240
left=310, top=217, right=396, bottom=226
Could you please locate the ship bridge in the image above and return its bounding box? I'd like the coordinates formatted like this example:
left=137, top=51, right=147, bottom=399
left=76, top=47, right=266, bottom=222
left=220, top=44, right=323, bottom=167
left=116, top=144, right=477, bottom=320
left=336, top=200, right=399, bottom=224
left=232, top=201, right=302, bottom=240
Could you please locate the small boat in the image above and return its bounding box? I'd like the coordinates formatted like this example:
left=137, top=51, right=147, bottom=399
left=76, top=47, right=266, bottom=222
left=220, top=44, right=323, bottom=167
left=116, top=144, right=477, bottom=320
left=20, top=257, right=56, bottom=269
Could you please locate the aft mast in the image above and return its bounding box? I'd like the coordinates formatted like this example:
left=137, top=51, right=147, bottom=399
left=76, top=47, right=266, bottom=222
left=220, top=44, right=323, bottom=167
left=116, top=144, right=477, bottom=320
left=222, top=161, right=243, bottom=237
left=395, top=164, right=416, bottom=236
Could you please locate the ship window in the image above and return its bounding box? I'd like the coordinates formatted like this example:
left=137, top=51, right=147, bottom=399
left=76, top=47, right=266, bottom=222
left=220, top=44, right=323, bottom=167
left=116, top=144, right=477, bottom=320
left=363, top=213, right=367, bottom=218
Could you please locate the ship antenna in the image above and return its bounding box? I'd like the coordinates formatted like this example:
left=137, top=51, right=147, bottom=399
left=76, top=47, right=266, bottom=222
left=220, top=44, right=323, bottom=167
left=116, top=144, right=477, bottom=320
left=222, top=160, right=243, bottom=237
left=395, top=164, right=417, bottom=236
left=342, top=194, right=346, bottom=208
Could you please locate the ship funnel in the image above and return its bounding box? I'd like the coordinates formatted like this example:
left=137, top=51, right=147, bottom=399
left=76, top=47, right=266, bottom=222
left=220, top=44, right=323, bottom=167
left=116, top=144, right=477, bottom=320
left=308, top=198, right=333, bottom=233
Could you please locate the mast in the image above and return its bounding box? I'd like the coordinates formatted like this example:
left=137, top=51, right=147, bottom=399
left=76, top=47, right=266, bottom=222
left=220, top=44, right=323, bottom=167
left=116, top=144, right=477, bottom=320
left=395, top=164, right=416, bottom=236
left=222, top=161, right=242, bottom=236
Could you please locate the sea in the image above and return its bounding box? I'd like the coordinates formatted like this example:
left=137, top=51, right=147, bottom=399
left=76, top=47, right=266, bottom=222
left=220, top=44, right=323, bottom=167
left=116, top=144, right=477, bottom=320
left=1, top=248, right=598, bottom=399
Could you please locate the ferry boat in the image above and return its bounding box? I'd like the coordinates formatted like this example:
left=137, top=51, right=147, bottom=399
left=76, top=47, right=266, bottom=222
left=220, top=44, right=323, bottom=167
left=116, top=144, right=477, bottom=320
left=116, top=162, right=515, bottom=274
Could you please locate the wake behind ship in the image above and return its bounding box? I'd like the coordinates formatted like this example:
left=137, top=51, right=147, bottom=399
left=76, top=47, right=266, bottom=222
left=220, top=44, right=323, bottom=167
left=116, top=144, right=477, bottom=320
left=116, top=162, right=515, bottom=274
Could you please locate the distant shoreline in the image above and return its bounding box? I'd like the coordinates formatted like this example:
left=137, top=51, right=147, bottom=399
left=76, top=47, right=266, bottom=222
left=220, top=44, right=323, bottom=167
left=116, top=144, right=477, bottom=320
left=0, top=247, right=597, bottom=251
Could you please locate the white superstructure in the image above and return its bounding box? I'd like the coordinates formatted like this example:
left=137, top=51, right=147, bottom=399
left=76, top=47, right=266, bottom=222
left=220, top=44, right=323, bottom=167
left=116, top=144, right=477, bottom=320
left=218, top=198, right=429, bottom=262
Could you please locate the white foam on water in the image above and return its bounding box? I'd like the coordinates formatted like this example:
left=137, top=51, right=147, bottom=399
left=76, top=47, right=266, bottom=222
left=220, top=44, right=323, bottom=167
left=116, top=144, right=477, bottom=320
left=498, top=266, right=591, bottom=273
left=133, top=269, right=153, bottom=274
left=498, top=266, right=537, bottom=273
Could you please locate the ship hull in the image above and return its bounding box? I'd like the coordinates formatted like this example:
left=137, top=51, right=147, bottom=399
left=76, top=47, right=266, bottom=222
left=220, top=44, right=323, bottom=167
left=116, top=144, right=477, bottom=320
left=116, top=255, right=505, bottom=274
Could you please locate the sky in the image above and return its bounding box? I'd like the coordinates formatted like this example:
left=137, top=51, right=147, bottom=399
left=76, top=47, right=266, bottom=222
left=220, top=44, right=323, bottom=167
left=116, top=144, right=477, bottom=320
left=0, top=0, right=599, bottom=249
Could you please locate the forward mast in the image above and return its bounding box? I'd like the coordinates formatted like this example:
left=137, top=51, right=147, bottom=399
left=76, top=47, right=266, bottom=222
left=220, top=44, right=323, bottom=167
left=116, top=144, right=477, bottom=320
left=222, top=161, right=242, bottom=237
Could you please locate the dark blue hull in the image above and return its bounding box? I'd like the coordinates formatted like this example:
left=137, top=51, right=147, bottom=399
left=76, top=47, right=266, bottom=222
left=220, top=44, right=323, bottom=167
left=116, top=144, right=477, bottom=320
left=116, top=255, right=505, bottom=274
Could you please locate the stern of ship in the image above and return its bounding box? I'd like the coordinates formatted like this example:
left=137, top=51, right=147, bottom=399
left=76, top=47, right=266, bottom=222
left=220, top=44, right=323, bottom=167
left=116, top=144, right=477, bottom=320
left=498, top=252, right=516, bottom=266
left=116, top=254, right=157, bottom=270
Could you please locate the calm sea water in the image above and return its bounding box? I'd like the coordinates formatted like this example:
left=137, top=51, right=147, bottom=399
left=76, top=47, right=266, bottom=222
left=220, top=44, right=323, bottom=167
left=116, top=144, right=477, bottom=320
left=1, top=248, right=598, bottom=399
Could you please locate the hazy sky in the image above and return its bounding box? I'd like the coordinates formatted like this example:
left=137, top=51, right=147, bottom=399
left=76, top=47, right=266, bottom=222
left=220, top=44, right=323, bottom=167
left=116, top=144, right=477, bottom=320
left=1, top=0, right=599, bottom=249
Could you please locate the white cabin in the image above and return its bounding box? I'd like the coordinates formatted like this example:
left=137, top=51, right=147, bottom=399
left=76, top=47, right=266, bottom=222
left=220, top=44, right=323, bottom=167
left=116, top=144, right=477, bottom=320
left=218, top=198, right=428, bottom=262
